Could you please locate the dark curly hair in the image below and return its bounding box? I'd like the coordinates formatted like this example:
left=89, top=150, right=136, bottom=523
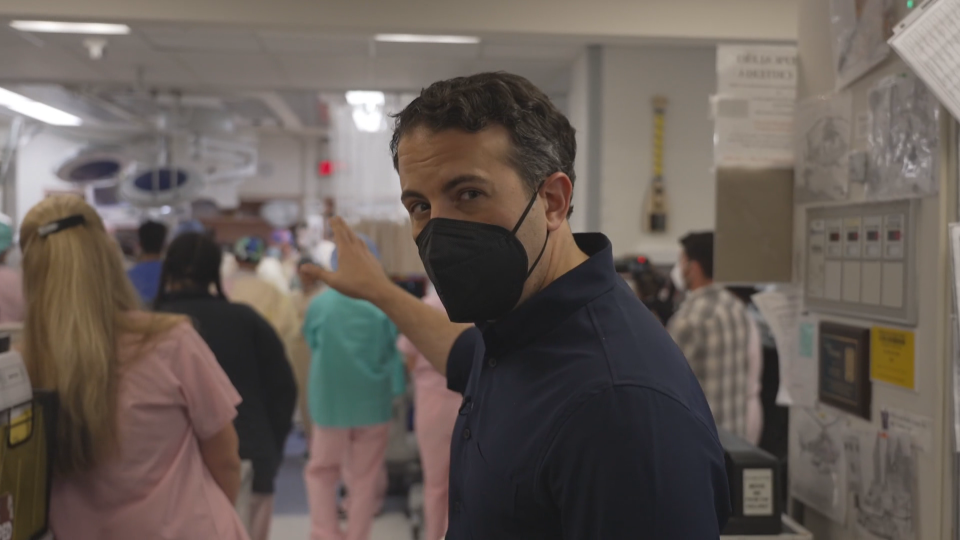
left=390, top=72, right=577, bottom=217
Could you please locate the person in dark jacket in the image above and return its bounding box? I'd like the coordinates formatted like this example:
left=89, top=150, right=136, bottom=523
left=155, top=232, right=297, bottom=540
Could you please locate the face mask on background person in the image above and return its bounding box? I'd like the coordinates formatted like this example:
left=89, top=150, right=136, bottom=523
left=670, top=260, right=687, bottom=292
left=266, top=247, right=282, bottom=259
left=416, top=183, right=548, bottom=324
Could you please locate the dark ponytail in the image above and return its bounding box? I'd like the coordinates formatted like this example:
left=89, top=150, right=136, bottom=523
left=154, top=232, right=227, bottom=310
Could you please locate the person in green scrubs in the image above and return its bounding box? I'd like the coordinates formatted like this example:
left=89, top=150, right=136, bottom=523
left=302, top=234, right=405, bottom=540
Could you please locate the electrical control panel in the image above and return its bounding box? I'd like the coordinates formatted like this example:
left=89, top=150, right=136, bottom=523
left=805, top=200, right=918, bottom=325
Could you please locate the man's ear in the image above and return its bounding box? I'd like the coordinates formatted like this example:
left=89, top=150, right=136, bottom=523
left=540, top=172, right=573, bottom=232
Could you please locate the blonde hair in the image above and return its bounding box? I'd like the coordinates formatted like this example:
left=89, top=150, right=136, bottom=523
left=20, top=196, right=183, bottom=475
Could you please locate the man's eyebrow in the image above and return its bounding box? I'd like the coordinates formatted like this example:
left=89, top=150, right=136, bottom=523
left=400, top=175, right=491, bottom=202
left=441, top=175, right=490, bottom=195
left=400, top=188, right=426, bottom=202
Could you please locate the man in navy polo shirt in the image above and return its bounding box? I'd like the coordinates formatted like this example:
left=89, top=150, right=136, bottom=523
left=311, top=72, right=729, bottom=539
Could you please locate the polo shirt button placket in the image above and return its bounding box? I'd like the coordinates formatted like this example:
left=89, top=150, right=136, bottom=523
left=488, top=356, right=497, bottom=368
left=462, top=428, right=472, bottom=440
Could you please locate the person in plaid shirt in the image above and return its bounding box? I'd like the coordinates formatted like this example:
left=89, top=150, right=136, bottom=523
left=668, top=231, right=751, bottom=439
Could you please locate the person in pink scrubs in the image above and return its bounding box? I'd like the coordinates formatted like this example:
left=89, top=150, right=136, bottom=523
left=0, top=214, right=24, bottom=323
left=19, top=196, right=248, bottom=540
left=397, top=288, right=461, bottom=540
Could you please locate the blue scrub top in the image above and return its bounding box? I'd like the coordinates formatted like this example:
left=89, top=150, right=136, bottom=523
left=127, top=260, right=163, bottom=305
left=444, top=233, right=730, bottom=539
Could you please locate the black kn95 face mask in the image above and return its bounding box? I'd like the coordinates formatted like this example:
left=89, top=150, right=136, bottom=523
left=415, top=185, right=549, bottom=323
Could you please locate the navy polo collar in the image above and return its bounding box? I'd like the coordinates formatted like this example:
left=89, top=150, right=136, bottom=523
left=479, top=233, right=618, bottom=358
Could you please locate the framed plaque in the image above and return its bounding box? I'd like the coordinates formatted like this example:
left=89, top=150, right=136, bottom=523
left=819, top=322, right=872, bottom=420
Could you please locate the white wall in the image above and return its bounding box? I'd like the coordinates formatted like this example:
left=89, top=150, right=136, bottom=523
left=566, top=51, right=590, bottom=234
left=600, top=45, right=717, bottom=263
left=236, top=132, right=333, bottom=217
left=15, top=128, right=82, bottom=224
left=237, top=133, right=308, bottom=199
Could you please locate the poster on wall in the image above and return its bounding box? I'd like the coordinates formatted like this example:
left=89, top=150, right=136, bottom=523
left=866, top=73, right=940, bottom=200
left=795, top=93, right=854, bottom=203
left=790, top=407, right=848, bottom=524
left=713, top=45, right=797, bottom=169
left=847, top=430, right=918, bottom=540
left=829, top=0, right=896, bottom=90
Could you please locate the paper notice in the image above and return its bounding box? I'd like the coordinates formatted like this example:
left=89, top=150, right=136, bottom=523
left=843, top=431, right=863, bottom=493
left=880, top=407, right=933, bottom=453
left=714, top=45, right=797, bottom=168
left=0, top=351, right=31, bottom=411
left=753, top=287, right=817, bottom=407
left=791, top=407, right=848, bottom=524
left=871, top=327, right=916, bottom=390
left=795, top=93, right=853, bottom=202
left=890, top=0, right=960, bottom=123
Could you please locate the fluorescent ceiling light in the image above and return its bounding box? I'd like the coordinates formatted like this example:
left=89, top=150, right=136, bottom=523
left=375, top=34, right=480, bottom=44
left=0, top=88, right=83, bottom=126
left=9, top=20, right=130, bottom=35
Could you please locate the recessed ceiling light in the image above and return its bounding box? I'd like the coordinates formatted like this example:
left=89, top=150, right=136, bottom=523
left=375, top=34, right=480, bottom=45
left=0, top=88, right=83, bottom=126
left=9, top=20, right=131, bottom=35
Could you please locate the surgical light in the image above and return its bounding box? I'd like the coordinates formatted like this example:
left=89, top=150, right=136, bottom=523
left=345, top=91, right=386, bottom=107
left=345, top=91, right=386, bottom=133
left=375, top=34, right=480, bottom=45
left=10, top=20, right=131, bottom=35
left=0, top=88, right=83, bottom=126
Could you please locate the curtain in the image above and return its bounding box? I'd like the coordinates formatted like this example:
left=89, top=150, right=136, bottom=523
left=328, top=94, right=414, bottom=223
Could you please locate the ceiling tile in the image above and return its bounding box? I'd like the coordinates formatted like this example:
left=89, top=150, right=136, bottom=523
left=372, top=57, right=484, bottom=90
left=258, top=31, right=370, bottom=55
left=0, top=45, right=103, bottom=81
left=277, top=55, right=374, bottom=88
left=481, top=42, right=583, bottom=61
left=177, top=52, right=285, bottom=87
left=0, top=26, right=34, bottom=45
left=31, top=32, right=156, bottom=53
left=140, top=26, right=262, bottom=53
left=96, top=62, right=200, bottom=86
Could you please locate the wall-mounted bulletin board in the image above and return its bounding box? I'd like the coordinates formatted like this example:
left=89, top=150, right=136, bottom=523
left=791, top=0, right=959, bottom=539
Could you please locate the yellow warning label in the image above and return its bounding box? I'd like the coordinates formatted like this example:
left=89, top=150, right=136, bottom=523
left=871, top=327, right=915, bottom=390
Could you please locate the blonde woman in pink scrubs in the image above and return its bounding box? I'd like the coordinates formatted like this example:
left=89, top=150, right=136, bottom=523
left=19, top=196, right=249, bottom=540
left=397, top=289, right=461, bottom=540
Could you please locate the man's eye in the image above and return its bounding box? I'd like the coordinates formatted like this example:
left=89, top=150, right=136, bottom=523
left=459, top=190, right=482, bottom=201
left=409, top=202, right=430, bottom=214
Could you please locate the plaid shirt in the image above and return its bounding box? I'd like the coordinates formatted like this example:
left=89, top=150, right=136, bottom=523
left=668, top=284, right=751, bottom=438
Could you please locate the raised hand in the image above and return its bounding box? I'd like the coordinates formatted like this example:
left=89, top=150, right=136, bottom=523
left=302, top=217, right=392, bottom=302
